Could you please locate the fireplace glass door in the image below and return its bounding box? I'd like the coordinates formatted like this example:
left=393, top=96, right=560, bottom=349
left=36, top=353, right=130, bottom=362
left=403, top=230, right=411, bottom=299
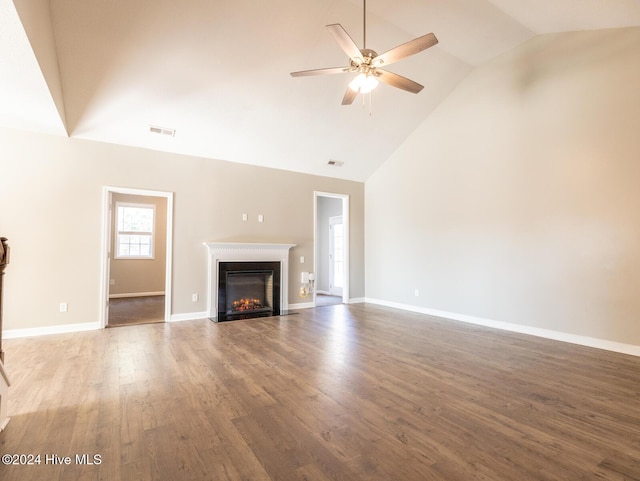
left=217, top=261, right=281, bottom=321
left=226, top=271, right=274, bottom=316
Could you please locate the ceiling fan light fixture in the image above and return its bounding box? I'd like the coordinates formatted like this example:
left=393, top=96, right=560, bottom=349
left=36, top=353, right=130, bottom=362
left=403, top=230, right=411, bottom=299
left=349, top=73, right=379, bottom=93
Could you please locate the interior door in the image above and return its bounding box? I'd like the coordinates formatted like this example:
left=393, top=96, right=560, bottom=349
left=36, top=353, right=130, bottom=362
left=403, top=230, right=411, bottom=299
left=329, top=215, right=344, bottom=296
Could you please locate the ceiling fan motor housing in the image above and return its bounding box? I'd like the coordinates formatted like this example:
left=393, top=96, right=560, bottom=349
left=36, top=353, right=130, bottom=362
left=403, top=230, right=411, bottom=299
left=351, top=49, right=379, bottom=79
left=360, top=49, right=378, bottom=63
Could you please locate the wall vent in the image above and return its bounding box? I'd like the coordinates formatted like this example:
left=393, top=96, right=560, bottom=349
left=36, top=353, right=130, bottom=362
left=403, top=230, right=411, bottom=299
left=327, top=159, right=344, bottom=167
left=149, top=125, right=176, bottom=137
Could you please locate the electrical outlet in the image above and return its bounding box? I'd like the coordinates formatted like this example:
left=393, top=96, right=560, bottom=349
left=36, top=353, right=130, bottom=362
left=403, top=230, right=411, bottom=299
left=242, top=213, right=248, bottom=221
left=192, top=293, right=199, bottom=302
left=414, top=289, right=419, bottom=297
left=59, top=302, right=68, bottom=312
left=300, top=256, right=305, bottom=263
left=258, top=214, right=264, bottom=223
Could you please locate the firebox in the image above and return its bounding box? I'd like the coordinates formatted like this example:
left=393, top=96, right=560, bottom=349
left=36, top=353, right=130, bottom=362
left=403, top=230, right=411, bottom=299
left=217, top=261, right=281, bottom=321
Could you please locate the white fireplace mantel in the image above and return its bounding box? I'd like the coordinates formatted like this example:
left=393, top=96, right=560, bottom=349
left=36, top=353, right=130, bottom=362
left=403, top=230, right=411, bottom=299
left=204, top=242, right=295, bottom=320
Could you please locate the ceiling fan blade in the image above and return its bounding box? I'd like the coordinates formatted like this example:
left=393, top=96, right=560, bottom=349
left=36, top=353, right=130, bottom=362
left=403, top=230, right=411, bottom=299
left=373, top=33, right=438, bottom=67
left=326, top=24, right=363, bottom=64
left=290, top=67, right=350, bottom=77
left=376, top=70, right=424, bottom=94
left=341, top=86, right=359, bottom=105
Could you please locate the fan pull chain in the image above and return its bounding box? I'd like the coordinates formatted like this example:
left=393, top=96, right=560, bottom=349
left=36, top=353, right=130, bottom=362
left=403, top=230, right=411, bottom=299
left=360, top=90, right=373, bottom=116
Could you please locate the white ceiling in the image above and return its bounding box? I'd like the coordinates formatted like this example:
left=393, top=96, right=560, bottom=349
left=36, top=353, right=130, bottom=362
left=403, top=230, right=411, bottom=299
left=2, top=0, right=640, bottom=181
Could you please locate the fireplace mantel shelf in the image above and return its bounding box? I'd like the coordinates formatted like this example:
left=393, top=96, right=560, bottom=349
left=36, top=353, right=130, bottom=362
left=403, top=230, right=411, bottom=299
left=204, top=242, right=296, bottom=252
left=204, top=242, right=296, bottom=320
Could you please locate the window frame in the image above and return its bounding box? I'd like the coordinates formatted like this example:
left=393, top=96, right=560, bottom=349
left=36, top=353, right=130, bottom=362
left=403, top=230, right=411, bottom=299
left=114, top=201, right=156, bottom=260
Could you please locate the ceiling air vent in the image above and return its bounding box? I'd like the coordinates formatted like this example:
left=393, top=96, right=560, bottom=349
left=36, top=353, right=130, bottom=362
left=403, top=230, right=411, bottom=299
left=149, top=125, right=175, bottom=137
left=327, top=159, right=344, bottom=167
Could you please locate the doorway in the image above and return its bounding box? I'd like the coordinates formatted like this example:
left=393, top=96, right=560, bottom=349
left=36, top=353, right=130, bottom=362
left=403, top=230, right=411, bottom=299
left=328, top=215, right=344, bottom=297
left=314, top=192, right=349, bottom=306
left=100, top=187, right=173, bottom=327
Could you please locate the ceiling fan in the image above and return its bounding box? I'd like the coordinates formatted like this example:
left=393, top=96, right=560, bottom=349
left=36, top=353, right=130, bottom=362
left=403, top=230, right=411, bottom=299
left=290, top=0, right=438, bottom=105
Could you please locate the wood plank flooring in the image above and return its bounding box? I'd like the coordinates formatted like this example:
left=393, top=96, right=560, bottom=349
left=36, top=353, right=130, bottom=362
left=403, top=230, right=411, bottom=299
left=315, top=294, right=342, bottom=307
left=108, top=295, right=165, bottom=327
left=1, top=303, right=639, bottom=480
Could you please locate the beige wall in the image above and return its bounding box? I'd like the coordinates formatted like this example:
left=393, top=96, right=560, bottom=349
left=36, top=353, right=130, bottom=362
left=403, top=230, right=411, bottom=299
left=0, top=129, right=364, bottom=330
left=366, top=27, right=640, bottom=345
left=109, top=193, right=167, bottom=296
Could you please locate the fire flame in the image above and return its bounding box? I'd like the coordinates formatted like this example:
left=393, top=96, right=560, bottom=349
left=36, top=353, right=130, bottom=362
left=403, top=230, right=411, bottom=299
left=231, top=298, right=264, bottom=312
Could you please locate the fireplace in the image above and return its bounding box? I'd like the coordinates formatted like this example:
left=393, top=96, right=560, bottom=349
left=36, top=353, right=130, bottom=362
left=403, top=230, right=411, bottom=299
left=218, top=261, right=280, bottom=321
left=204, top=242, right=295, bottom=322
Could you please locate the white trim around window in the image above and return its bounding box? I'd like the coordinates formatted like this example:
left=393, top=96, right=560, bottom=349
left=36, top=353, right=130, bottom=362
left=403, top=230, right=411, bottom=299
left=114, top=201, right=156, bottom=259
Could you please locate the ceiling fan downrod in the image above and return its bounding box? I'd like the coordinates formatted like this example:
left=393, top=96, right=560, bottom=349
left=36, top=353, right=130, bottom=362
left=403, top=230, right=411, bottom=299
left=363, top=0, right=367, bottom=49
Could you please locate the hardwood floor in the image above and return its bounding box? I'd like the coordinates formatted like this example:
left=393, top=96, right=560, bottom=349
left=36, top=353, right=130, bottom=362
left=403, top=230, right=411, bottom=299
left=108, top=295, right=165, bottom=327
left=1, top=303, right=639, bottom=480
left=315, top=294, right=343, bottom=307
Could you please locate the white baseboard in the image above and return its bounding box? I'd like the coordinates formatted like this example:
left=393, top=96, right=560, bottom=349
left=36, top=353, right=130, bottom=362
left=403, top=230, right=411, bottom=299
left=316, top=290, right=331, bottom=295
left=288, top=302, right=315, bottom=310
left=109, top=291, right=165, bottom=299
left=348, top=297, right=365, bottom=304
left=4, top=321, right=101, bottom=339
left=168, top=311, right=208, bottom=322
left=365, top=298, right=640, bottom=358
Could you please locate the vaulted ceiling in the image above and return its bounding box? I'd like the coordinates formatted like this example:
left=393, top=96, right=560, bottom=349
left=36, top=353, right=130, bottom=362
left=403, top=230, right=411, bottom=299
left=2, top=0, right=639, bottom=181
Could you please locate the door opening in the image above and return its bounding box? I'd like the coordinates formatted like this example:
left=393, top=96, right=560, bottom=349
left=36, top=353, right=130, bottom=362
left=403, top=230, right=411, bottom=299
left=314, top=192, right=349, bottom=306
left=100, top=187, right=173, bottom=327
left=329, top=215, right=344, bottom=297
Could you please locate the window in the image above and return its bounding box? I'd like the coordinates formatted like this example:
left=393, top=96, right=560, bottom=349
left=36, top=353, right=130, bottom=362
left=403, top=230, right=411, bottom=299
left=115, top=202, right=155, bottom=259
